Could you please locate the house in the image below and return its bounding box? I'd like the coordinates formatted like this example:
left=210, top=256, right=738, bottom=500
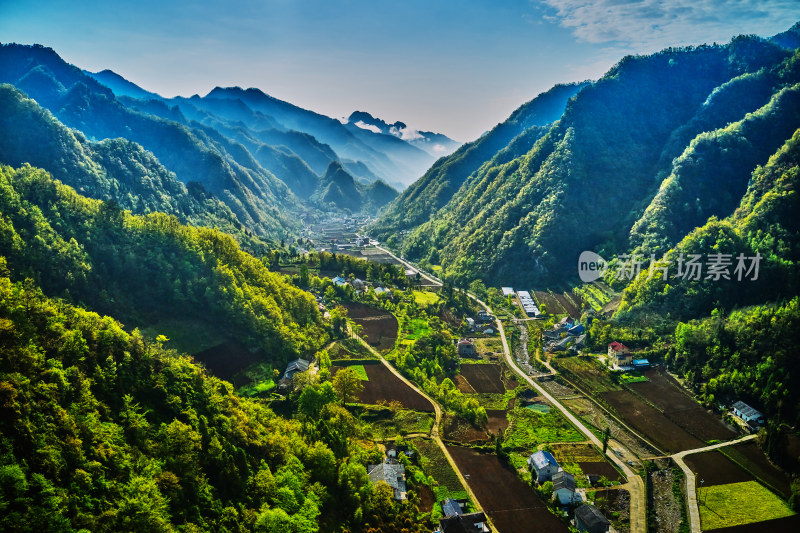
left=374, top=287, right=390, bottom=296
left=501, top=287, right=515, bottom=297
left=552, top=471, right=578, bottom=504
left=528, top=450, right=560, bottom=483
left=476, top=310, right=494, bottom=323
left=437, top=511, right=491, bottom=533
left=516, top=290, right=541, bottom=317
left=368, top=461, right=406, bottom=500
left=332, top=276, right=348, bottom=287
left=607, top=342, right=632, bottom=367
left=441, top=498, right=463, bottom=517
left=574, top=503, right=610, bottom=533
left=567, top=323, right=585, bottom=335
left=547, top=336, right=571, bottom=353
left=457, top=338, right=477, bottom=357
left=482, top=327, right=496, bottom=335
left=283, top=359, right=310, bottom=380
left=352, top=278, right=367, bottom=291
left=632, top=358, right=650, bottom=370
left=466, top=317, right=475, bottom=330
left=558, top=316, right=575, bottom=328
left=572, top=334, right=587, bottom=349
left=732, top=401, right=765, bottom=427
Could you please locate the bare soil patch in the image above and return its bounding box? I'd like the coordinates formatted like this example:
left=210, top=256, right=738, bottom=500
left=601, top=390, right=704, bottom=453
left=724, top=442, right=793, bottom=498
left=486, top=409, right=510, bottom=436
left=442, top=414, right=488, bottom=443
left=445, top=445, right=570, bottom=533
left=460, top=364, right=505, bottom=394
left=683, top=450, right=753, bottom=486
left=579, top=461, right=624, bottom=483
left=416, top=483, right=435, bottom=512
left=454, top=374, right=476, bottom=393
left=332, top=363, right=433, bottom=411
left=711, top=515, right=800, bottom=533
left=342, top=303, right=398, bottom=352
left=630, top=368, right=736, bottom=442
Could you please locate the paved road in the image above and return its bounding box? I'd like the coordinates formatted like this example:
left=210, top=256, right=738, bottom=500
left=350, top=334, right=490, bottom=525
left=672, top=434, right=757, bottom=533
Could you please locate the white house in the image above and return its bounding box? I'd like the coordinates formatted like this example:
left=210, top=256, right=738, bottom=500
left=732, top=401, right=765, bottom=427
left=528, top=450, right=560, bottom=483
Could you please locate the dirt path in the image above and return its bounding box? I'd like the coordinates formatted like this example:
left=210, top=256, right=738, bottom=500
left=350, top=332, right=490, bottom=526
left=672, top=434, right=757, bottom=533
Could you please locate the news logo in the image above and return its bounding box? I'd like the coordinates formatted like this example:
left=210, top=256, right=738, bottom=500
left=578, top=251, right=607, bottom=282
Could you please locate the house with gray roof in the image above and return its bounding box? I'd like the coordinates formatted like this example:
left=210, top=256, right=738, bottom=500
left=552, top=470, right=578, bottom=504
left=732, top=400, right=765, bottom=427
left=575, top=503, right=610, bottom=533
left=368, top=461, right=406, bottom=500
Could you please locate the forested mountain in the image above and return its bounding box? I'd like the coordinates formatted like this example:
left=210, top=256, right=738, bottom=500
left=369, top=82, right=589, bottom=239
left=0, top=84, right=255, bottom=243
left=369, top=31, right=800, bottom=289
left=311, top=162, right=399, bottom=213
left=0, top=164, right=324, bottom=359
left=0, top=43, right=302, bottom=238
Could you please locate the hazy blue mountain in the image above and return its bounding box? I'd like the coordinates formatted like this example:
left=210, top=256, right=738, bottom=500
left=348, top=110, right=460, bottom=156
left=86, top=68, right=162, bottom=100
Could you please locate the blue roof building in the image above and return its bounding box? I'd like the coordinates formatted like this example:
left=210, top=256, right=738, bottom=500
left=528, top=450, right=560, bottom=483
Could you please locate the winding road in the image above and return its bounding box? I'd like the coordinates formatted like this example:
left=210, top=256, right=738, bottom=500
left=373, top=244, right=647, bottom=532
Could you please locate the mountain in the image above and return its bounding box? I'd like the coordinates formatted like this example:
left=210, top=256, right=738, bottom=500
left=347, top=110, right=460, bottom=157
left=368, top=33, right=799, bottom=288
left=0, top=43, right=302, bottom=238
left=0, top=83, right=264, bottom=244
left=85, top=68, right=162, bottom=100
left=205, top=86, right=444, bottom=188
left=369, top=82, right=589, bottom=241
left=312, top=161, right=398, bottom=213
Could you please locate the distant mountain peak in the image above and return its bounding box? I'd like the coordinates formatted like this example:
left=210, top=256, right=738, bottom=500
left=346, top=110, right=460, bottom=157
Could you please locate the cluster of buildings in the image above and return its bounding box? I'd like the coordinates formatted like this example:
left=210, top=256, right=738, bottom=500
left=330, top=275, right=391, bottom=297
left=543, top=316, right=586, bottom=354
left=528, top=450, right=611, bottom=533
left=465, top=309, right=497, bottom=335
left=502, top=287, right=542, bottom=317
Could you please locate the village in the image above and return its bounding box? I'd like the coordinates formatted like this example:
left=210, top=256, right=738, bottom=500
left=235, top=236, right=791, bottom=533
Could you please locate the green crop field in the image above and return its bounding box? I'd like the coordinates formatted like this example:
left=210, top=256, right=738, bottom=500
left=504, top=407, right=583, bottom=451
left=413, top=290, right=441, bottom=306
left=349, top=365, right=369, bottom=380
left=699, top=481, right=795, bottom=530
left=414, top=439, right=467, bottom=500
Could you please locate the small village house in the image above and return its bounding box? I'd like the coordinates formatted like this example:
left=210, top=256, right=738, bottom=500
left=574, top=503, right=610, bottom=533
left=457, top=338, right=477, bottom=357
left=607, top=341, right=632, bottom=367
left=367, top=461, right=406, bottom=500
left=732, top=400, right=765, bottom=427
left=528, top=450, right=560, bottom=483
left=552, top=470, right=578, bottom=504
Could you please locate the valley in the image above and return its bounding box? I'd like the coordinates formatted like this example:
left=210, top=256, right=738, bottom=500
left=0, top=16, right=798, bottom=533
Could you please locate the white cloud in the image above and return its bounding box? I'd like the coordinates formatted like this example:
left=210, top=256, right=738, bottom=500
left=537, top=0, right=800, bottom=51
left=354, top=120, right=382, bottom=134
left=433, top=144, right=447, bottom=152
left=390, top=125, right=424, bottom=141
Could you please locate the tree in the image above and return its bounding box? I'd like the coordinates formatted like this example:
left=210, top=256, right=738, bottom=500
left=299, top=264, right=310, bottom=288
left=333, top=367, right=364, bottom=405
left=602, top=426, right=611, bottom=454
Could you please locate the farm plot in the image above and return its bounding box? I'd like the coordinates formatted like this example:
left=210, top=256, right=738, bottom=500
left=446, top=445, right=570, bottom=533
left=486, top=410, right=510, bottom=436
left=601, top=390, right=704, bottom=452
left=534, top=291, right=566, bottom=315
left=413, top=438, right=468, bottom=501
left=710, top=515, right=800, bottom=533
left=698, top=481, right=795, bottom=531
left=342, top=303, right=398, bottom=352
left=504, top=407, right=584, bottom=451
left=579, top=461, right=625, bottom=483
left=459, top=364, right=506, bottom=394
left=442, top=414, right=489, bottom=443
left=592, top=488, right=630, bottom=533
left=332, top=363, right=433, bottom=411
left=629, top=368, right=736, bottom=442
left=721, top=442, right=794, bottom=498
left=683, top=450, right=753, bottom=486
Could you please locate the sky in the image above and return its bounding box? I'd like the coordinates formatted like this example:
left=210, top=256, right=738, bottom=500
left=2, top=0, right=798, bottom=141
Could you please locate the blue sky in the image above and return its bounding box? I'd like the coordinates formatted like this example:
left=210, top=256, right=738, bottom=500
left=2, top=0, right=798, bottom=140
